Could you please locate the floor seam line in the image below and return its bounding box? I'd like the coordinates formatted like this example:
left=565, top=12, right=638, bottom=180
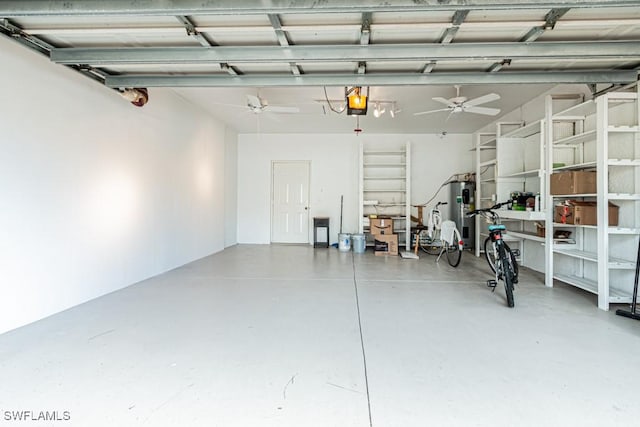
left=352, top=252, right=374, bottom=427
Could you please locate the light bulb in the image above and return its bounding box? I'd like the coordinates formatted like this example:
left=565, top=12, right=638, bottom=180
left=373, top=102, right=385, bottom=118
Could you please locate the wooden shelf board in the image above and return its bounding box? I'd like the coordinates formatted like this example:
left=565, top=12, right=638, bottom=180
left=498, top=210, right=546, bottom=221
left=553, top=129, right=596, bottom=146
left=501, top=120, right=542, bottom=138
left=608, top=125, right=640, bottom=133
left=609, top=227, right=640, bottom=235
left=553, top=99, right=596, bottom=119
left=364, top=176, right=405, bottom=180
left=499, top=169, right=542, bottom=178
left=363, top=163, right=406, bottom=168
left=553, top=248, right=597, bottom=262
left=608, top=159, right=640, bottom=166
left=364, top=151, right=405, bottom=155
left=505, top=230, right=545, bottom=242
left=608, top=259, right=637, bottom=269
left=608, top=193, right=640, bottom=200
left=554, top=274, right=598, bottom=294
left=552, top=223, right=597, bottom=229
left=551, top=193, right=597, bottom=198
left=553, top=161, right=596, bottom=171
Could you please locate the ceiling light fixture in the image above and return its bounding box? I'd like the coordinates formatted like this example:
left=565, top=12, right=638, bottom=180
left=390, top=102, right=401, bottom=118
left=346, top=86, right=369, bottom=116
left=373, top=102, right=385, bottom=118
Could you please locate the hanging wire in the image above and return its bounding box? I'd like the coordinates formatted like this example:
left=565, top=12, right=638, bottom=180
left=323, top=86, right=346, bottom=114
left=416, top=174, right=459, bottom=207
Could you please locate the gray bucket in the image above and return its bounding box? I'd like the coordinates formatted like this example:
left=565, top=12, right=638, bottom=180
left=338, top=233, right=351, bottom=252
left=352, top=234, right=366, bottom=253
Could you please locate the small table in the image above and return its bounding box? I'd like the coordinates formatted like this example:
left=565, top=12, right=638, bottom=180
left=313, top=217, right=330, bottom=248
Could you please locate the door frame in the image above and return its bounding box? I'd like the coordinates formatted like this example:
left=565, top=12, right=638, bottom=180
left=270, top=160, right=311, bottom=244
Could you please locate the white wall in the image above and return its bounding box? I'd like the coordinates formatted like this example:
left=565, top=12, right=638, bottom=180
left=0, top=37, right=235, bottom=333
left=237, top=133, right=472, bottom=244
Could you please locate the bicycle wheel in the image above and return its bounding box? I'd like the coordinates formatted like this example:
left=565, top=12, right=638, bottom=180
left=499, top=245, right=515, bottom=307
left=484, top=238, right=518, bottom=280
left=445, top=231, right=462, bottom=268
left=419, top=230, right=441, bottom=255
left=506, top=245, right=519, bottom=284
left=483, top=237, right=497, bottom=273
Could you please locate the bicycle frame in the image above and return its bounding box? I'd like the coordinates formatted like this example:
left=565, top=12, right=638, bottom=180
left=413, top=201, right=463, bottom=267
left=426, top=202, right=444, bottom=240
left=467, top=201, right=518, bottom=307
left=487, top=224, right=507, bottom=279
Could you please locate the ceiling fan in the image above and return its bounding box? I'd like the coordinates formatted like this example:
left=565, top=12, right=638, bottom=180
left=413, top=85, right=501, bottom=117
left=246, top=94, right=300, bottom=114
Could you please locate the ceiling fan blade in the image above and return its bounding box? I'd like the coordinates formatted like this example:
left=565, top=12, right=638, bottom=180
left=465, top=93, right=500, bottom=107
left=464, top=106, right=501, bottom=116
left=432, top=97, right=455, bottom=107
left=266, top=105, right=300, bottom=114
left=413, top=108, right=451, bottom=116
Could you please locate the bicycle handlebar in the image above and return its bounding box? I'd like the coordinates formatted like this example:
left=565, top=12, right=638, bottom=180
left=466, top=200, right=512, bottom=217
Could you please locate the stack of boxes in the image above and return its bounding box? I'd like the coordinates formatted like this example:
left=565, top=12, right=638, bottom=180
left=550, top=170, right=619, bottom=226
left=369, top=217, right=398, bottom=256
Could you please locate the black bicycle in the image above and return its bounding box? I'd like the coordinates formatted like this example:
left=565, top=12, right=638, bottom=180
left=467, top=201, right=519, bottom=308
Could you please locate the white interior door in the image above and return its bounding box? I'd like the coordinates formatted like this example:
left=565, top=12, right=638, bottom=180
left=271, top=161, right=310, bottom=243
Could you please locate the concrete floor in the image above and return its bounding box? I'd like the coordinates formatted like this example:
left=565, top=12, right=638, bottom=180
left=1, top=245, right=639, bottom=427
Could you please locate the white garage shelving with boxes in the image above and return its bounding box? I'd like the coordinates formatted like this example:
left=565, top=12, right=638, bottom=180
left=358, top=141, right=411, bottom=250
left=543, top=84, right=640, bottom=310
left=475, top=84, right=639, bottom=310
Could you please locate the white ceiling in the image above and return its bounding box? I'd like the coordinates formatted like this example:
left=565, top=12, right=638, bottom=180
left=1, top=0, right=639, bottom=134
left=171, top=84, right=552, bottom=134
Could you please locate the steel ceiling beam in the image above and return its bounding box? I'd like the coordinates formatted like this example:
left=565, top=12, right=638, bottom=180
left=0, top=18, right=110, bottom=86
left=50, top=41, right=640, bottom=65
left=105, top=70, right=639, bottom=88
left=423, top=10, right=469, bottom=73
left=268, top=14, right=302, bottom=76
left=0, top=0, right=637, bottom=16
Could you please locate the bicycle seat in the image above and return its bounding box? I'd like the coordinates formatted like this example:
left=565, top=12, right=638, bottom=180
left=488, top=224, right=506, bottom=231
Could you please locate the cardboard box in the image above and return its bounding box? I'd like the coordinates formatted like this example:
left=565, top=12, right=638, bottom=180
left=554, top=201, right=619, bottom=226
left=550, top=171, right=596, bottom=195
left=373, top=233, right=398, bottom=256
left=370, top=218, right=394, bottom=235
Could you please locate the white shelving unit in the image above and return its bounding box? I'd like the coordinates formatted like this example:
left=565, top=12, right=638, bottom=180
left=475, top=121, right=546, bottom=266
left=544, top=85, right=640, bottom=310
left=358, top=141, right=411, bottom=250
left=474, top=132, right=496, bottom=257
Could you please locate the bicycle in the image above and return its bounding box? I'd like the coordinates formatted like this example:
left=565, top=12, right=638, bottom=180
left=467, top=201, right=520, bottom=307
left=413, top=201, right=463, bottom=267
